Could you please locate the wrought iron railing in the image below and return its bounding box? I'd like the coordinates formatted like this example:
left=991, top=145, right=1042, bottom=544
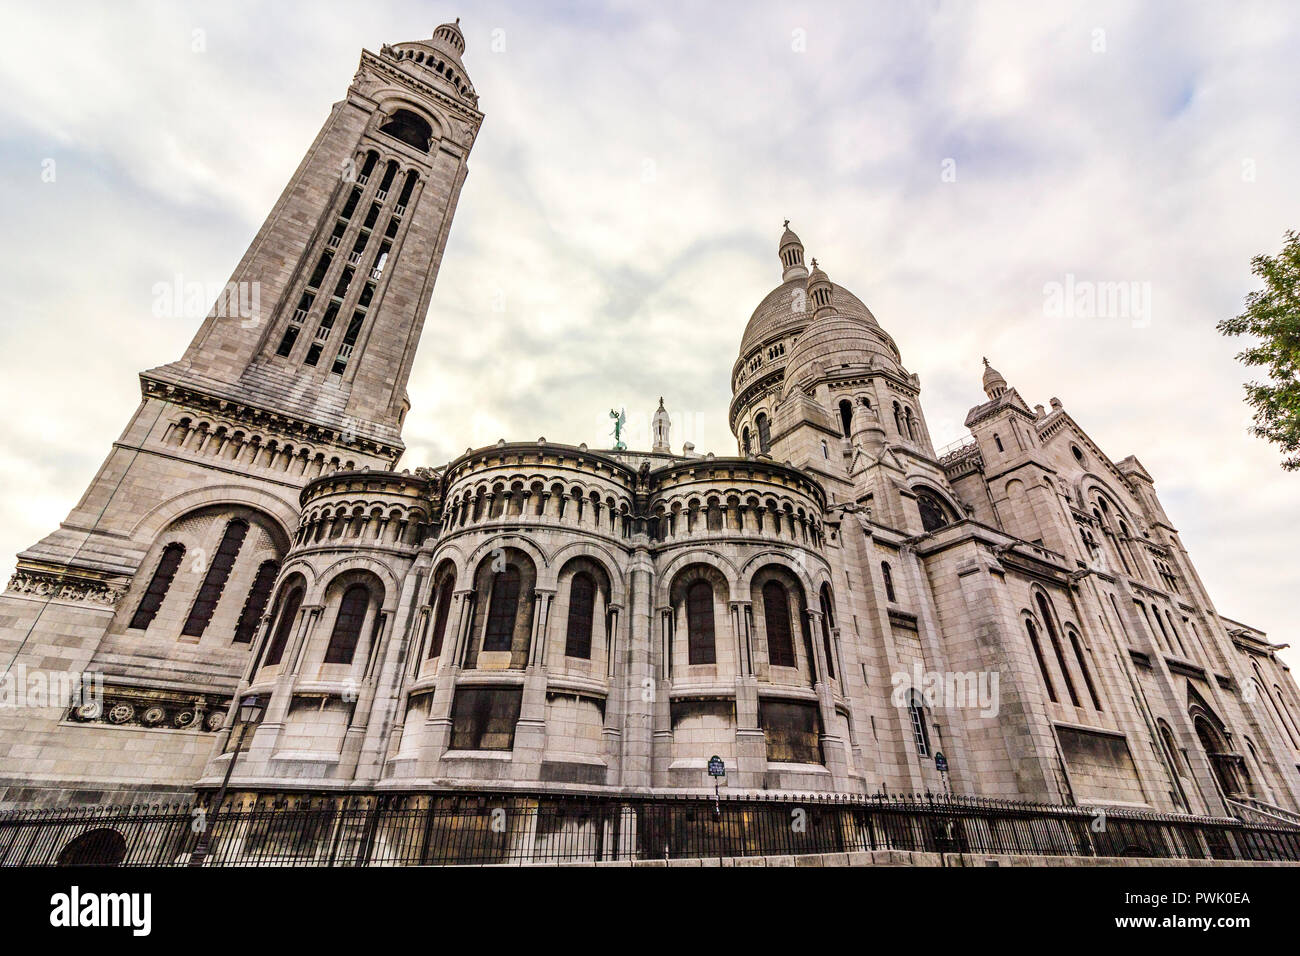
left=2, top=791, right=1298, bottom=867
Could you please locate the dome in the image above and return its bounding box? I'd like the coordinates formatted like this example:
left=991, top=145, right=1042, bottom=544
left=387, top=19, right=476, bottom=104
left=982, top=357, right=1008, bottom=399
left=432, top=19, right=466, bottom=57
left=781, top=312, right=902, bottom=396
left=738, top=278, right=879, bottom=360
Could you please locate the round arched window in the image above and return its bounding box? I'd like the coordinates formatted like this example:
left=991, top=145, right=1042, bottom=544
left=917, top=492, right=950, bottom=533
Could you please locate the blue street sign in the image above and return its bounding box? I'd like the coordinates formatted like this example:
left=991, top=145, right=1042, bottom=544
left=707, top=755, right=725, bottom=777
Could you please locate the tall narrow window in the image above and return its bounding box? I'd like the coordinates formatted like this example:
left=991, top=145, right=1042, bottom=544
left=427, top=575, right=454, bottom=659
left=1068, top=629, right=1102, bottom=710
left=483, top=566, right=521, bottom=652
left=839, top=399, right=853, bottom=437
left=182, top=519, right=249, bottom=638
left=262, top=586, right=303, bottom=667
left=324, top=584, right=370, bottom=664
left=818, top=585, right=836, bottom=680
left=763, top=580, right=796, bottom=668
left=881, top=561, right=896, bottom=603
left=686, top=581, right=716, bottom=665
left=756, top=413, right=771, bottom=454
left=1037, top=594, right=1080, bottom=707
left=1274, top=686, right=1300, bottom=749
left=129, top=543, right=185, bottom=630
left=907, top=690, right=931, bottom=756
left=233, top=560, right=279, bottom=644
left=564, top=572, right=596, bottom=659
left=893, top=401, right=903, bottom=435
left=1025, top=617, right=1057, bottom=702
left=741, top=427, right=751, bottom=455
left=1164, top=609, right=1188, bottom=657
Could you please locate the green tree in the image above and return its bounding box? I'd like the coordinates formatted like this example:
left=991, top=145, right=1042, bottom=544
left=1218, top=230, right=1300, bottom=470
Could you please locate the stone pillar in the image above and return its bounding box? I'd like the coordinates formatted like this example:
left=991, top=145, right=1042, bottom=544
left=731, top=600, right=764, bottom=788
left=619, top=549, right=655, bottom=788
left=602, top=603, right=624, bottom=772
left=514, top=589, right=554, bottom=779
left=418, top=589, right=473, bottom=770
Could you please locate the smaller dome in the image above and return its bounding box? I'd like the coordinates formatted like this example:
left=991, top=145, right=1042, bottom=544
left=778, top=220, right=808, bottom=281
left=982, top=357, right=1008, bottom=399
left=782, top=313, right=901, bottom=396
left=806, top=258, right=834, bottom=318
left=432, top=18, right=466, bottom=56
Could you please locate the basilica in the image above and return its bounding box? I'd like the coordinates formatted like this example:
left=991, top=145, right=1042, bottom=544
left=2, top=19, right=1299, bottom=829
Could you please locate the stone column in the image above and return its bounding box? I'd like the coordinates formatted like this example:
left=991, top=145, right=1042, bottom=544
left=515, top=589, right=554, bottom=779
left=602, top=603, right=624, bottom=772
left=730, top=599, right=764, bottom=788
left=619, top=549, right=655, bottom=788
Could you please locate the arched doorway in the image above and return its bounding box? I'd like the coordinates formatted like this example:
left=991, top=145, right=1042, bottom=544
left=1193, top=714, right=1246, bottom=800
left=57, top=827, right=127, bottom=866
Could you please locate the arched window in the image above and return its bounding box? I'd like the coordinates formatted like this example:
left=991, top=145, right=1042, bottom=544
left=907, top=690, right=931, bottom=756
left=917, top=493, right=950, bottom=533
left=762, top=580, right=795, bottom=668
left=483, top=565, right=521, bottom=652
left=262, top=585, right=304, bottom=667
left=1024, top=617, right=1057, bottom=702
left=56, top=828, right=127, bottom=867
left=182, top=519, right=249, bottom=637
left=686, top=580, right=716, bottom=665
left=741, top=426, right=751, bottom=455
left=756, top=413, right=771, bottom=454
left=427, top=575, right=455, bottom=659
left=839, top=399, right=853, bottom=437
left=324, top=584, right=370, bottom=664
left=129, top=542, right=185, bottom=630
left=1036, top=594, right=1080, bottom=707
left=233, top=560, right=279, bottom=644
left=905, top=408, right=918, bottom=441
left=1068, top=628, right=1102, bottom=710
left=893, top=401, right=903, bottom=435
left=1157, top=719, right=1190, bottom=811
left=378, top=109, right=433, bottom=151
left=818, top=584, right=836, bottom=680
left=1194, top=714, right=1242, bottom=797
left=1158, top=721, right=1183, bottom=772
left=820, top=439, right=829, bottom=459
left=1274, top=686, right=1300, bottom=748
left=881, top=561, right=897, bottom=603
left=1164, top=609, right=1188, bottom=657
left=564, top=572, right=596, bottom=659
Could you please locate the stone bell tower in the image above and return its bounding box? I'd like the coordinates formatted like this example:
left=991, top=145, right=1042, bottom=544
left=0, top=21, right=482, bottom=804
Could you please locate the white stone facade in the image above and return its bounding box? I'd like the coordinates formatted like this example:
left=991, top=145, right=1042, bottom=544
left=2, top=24, right=1299, bottom=822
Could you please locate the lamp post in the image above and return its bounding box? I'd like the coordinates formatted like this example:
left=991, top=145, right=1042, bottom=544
left=190, top=694, right=264, bottom=866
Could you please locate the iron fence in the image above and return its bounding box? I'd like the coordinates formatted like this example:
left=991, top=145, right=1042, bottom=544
left=2, top=791, right=1298, bottom=866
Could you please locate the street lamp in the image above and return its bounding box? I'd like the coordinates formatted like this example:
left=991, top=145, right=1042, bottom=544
left=189, top=694, right=264, bottom=866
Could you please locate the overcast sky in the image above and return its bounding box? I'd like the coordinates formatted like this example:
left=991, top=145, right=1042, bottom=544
left=0, top=0, right=1296, bottom=667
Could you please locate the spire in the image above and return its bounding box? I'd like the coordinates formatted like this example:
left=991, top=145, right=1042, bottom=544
left=652, top=397, right=671, bottom=453
left=982, top=357, right=1008, bottom=399
left=779, top=220, right=808, bottom=281
left=806, top=257, right=834, bottom=318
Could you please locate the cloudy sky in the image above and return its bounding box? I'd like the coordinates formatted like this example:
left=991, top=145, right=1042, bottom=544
left=0, top=1, right=1296, bottom=666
